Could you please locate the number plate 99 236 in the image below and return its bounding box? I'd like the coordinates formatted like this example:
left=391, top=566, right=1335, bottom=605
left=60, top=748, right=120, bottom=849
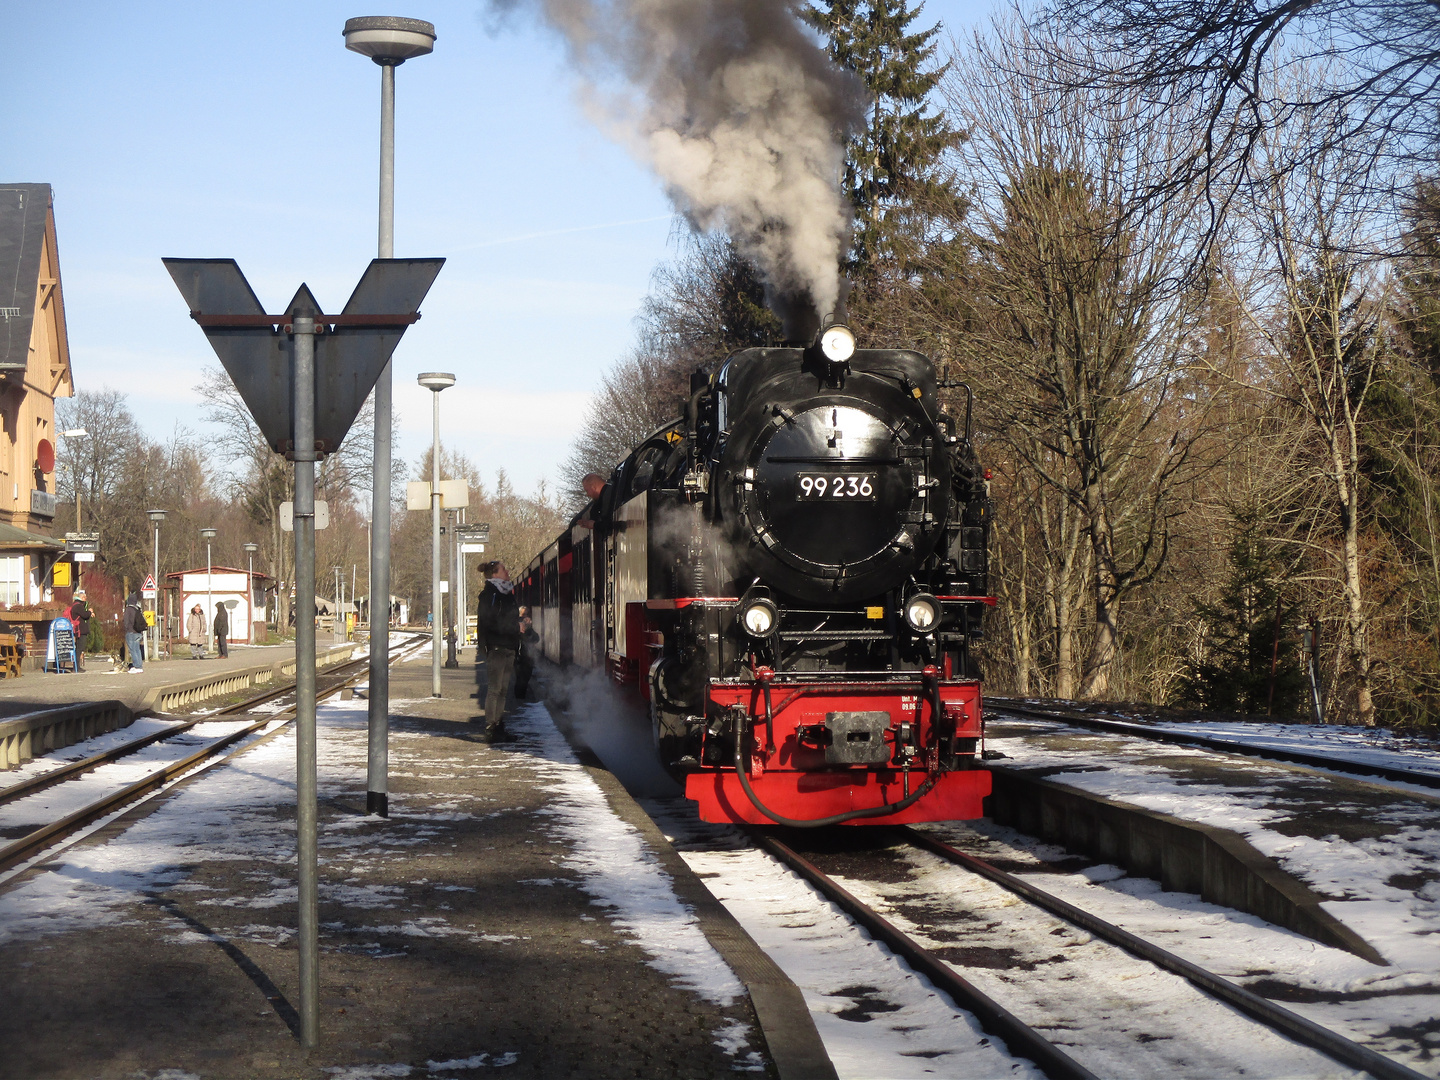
left=797, top=474, right=877, bottom=500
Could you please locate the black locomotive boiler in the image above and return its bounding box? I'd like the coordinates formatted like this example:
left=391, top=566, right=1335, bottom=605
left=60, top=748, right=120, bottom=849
left=519, top=325, right=994, bottom=826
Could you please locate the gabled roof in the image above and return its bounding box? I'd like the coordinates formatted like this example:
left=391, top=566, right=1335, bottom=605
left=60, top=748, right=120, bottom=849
left=0, top=184, right=53, bottom=371
left=165, top=566, right=274, bottom=581
left=0, top=522, right=64, bottom=551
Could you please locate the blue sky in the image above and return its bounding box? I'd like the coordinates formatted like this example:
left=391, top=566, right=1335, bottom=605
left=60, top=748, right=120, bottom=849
left=5, top=1, right=993, bottom=497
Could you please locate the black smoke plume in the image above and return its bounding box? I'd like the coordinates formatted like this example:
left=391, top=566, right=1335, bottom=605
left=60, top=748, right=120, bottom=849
left=492, top=0, right=865, bottom=330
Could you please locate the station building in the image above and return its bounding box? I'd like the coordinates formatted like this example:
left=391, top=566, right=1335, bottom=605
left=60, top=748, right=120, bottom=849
left=165, top=566, right=272, bottom=646
left=0, top=183, right=74, bottom=618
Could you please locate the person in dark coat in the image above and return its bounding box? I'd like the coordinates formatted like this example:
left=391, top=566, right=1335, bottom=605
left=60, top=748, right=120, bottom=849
left=475, top=561, right=522, bottom=742
left=514, top=604, right=538, bottom=700
left=123, top=592, right=146, bottom=673
left=67, top=590, right=91, bottom=672
left=213, top=602, right=229, bottom=659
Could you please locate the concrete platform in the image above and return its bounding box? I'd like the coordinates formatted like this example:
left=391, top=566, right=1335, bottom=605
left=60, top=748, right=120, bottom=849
left=0, top=647, right=831, bottom=1078
left=0, top=642, right=321, bottom=719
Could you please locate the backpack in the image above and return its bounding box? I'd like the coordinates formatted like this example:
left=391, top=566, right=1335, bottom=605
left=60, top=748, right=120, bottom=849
left=129, top=605, right=148, bottom=634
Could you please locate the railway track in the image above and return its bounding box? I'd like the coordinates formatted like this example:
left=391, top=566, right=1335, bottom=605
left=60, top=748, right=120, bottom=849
left=0, top=633, right=428, bottom=877
left=751, top=825, right=1426, bottom=1080
left=989, top=698, right=1440, bottom=792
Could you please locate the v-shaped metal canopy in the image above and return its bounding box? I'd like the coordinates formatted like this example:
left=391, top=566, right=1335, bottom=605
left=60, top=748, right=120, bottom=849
left=164, top=257, right=444, bottom=456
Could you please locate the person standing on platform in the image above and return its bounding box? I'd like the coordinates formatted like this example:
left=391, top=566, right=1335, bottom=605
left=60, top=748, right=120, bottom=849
left=67, top=591, right=91, bottom=673
left=187, top=604, right=206, bottom=659
left=123, top=592, right=146, bottom=673
left=475, top=561, right=521, bottom=743
left=514, top=604, right=538, bottom=700
left=214, top=602, right=229, bottom=659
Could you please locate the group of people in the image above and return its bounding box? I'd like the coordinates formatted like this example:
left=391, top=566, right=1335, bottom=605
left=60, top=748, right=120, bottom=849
left=474, top=560, right=536, bottom=743
left=44, top=593, right=232, bottom=675
left=185, top=602, right=230, bottom=660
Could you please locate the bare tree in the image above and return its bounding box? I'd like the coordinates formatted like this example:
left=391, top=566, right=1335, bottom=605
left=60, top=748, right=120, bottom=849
left=937, top=20, right=1218, bottom=698
left=1040, top=0, right=1437, bottom=248
left=562, top=230, right=782, bottom=504
left=1210, top=88, right=1397, bottom=725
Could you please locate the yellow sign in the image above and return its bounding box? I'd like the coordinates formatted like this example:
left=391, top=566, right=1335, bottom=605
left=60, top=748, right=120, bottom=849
left=866, top=606, right=884, bottom=620
left=144, top=610, right=156, bottom=627
left=52, top=561, right=72, bottom=588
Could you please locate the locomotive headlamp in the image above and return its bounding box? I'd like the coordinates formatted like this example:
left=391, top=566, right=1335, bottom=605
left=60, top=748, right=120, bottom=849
left=740, top=596, right=779, bottom=637
left=904, top=593, right=940, bottom=633
left=819, top=323, right=856, bottom=364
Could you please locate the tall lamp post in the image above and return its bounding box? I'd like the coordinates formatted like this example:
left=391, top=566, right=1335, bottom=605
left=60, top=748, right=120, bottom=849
left=244, top=542, right=259, bottom=645
left=61, top=429, right=90, bottom=589
left=344, top=14, right=436, bottom=818
left=148, top=510, right=166, bottom=661
left=418, top=372, right=454, bottom=698
left=200, top=527, right=217, bottom=656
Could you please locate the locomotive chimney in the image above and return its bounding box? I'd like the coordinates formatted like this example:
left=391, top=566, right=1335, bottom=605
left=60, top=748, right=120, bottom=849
left=770, top=279, right=852, bottom=347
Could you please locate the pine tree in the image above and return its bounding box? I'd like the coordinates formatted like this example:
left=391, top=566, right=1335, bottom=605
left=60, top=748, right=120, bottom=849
left=806, top=1, right=964, bottom=278
left=1177, top=515, right=1305, bottom=716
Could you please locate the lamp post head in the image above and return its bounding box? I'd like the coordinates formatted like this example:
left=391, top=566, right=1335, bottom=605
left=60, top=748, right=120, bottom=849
left=343, top=16, right=435, bottom=65
left=200, top=527, right=217, bottom=541
left=61, top=429, right=90, bottom=439
left=417, top=371, right=455, bottom=392
left=148, top=509, right=168, bottom=523
left=244, top=543, right=259, bottom=554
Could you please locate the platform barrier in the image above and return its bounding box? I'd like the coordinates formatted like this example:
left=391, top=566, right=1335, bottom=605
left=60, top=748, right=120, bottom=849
left=138, top=644, right=359, bottom=714
left=0, top=700, right=133, bottom=769
left=986, top=765, right=1387, bottom=964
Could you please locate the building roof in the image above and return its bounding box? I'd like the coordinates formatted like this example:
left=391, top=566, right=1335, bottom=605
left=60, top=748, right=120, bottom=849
left=0, top=521, right=63, bottom=551
left=0, top=184, right=52, bottom=371
left=165, top=566, right=274, bottom=581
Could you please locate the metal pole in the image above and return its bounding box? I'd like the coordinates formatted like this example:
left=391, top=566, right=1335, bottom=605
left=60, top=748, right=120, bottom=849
left=75, top=460, right=82, bottom=592
left=292, top=314, right=321, bottom=1050
left=446, top=509, right=460, bottom=668
left=431, top=389, right=442, bottom=697
left=248, top=551, right=254, bottom=645
left=206, top=544, right=213, bottom=655
left=367, top=60, right=397, bottom=818
left=152, top=523, right=161, bottom=662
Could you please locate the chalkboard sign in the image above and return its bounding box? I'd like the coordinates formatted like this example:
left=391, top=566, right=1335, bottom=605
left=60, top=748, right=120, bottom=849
left=45, top=620, right=77, bottom=673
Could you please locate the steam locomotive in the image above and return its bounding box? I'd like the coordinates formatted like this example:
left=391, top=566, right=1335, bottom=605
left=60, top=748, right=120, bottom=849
left=519, top=324, right=994, bottom=826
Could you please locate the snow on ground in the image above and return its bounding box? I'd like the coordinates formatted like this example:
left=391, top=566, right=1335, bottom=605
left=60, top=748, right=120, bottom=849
left=0, top=716, right=186, bottom=793
left=501, top=702, right=749, bottom=1010
left=645, top=799, right=1046, bottom=1080
left=982, top=718, right=1440, bottom=1072
left=1005, top=701, right=1440, bottom=783
left=0, top=720, right=262, bottom=830
left=0, top=694, right=759, bottom=1066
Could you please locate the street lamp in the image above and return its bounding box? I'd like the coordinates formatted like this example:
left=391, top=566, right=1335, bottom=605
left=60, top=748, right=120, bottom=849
left=346, top=15, right=436, bottom=821
left=61, top=429, right=90, bottom=590
left=148, top=510, right=167, bottom=661
left=244, top=542, right=259, bottom=644
left=200, top=527, right=217, bottom=656
left=418, top=371, right=454, bottom=698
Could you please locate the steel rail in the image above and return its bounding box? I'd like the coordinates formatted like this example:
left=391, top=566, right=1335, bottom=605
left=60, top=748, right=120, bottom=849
left=990, top=699, right=1440, bottom=792
left=0, top=634, right=428, bottom=875
left=750, top=831, right=1099, bottom=1080
left=0, top=641, right=420, bottom=810
left=901, top=827, right=1427, bottom=1080
left=0, top=717, right=202, bottom=808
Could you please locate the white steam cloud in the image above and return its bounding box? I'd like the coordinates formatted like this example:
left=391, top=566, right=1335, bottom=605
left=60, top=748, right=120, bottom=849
left=494, top=0, right=866, bottom=325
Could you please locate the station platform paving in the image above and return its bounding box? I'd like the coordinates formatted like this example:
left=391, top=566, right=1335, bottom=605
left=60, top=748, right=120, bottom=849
left=0, top=647, right=831, bottom=1079
left=0, top=640, right=332, bottom=719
